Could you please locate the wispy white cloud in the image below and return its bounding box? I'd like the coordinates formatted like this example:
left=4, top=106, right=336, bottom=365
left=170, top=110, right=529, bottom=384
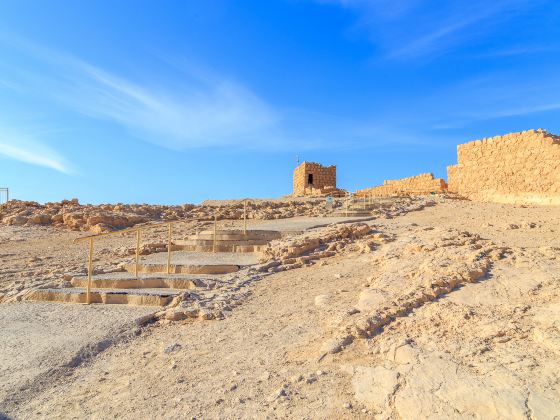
left=0, top=125, right=72, bottom=174
left=64, top=62, right=280, bottom=150
left=0, top=36, right=433, bottom=153
left=316, top=0, right=541, bottom=60
left=458, top=97, right=560, bottom=122
left=0, top=37, right=282, bottom=150
left=472, top=44, right=560, bottom=58
left=409, top=70, right=560, bottom=131
left=387, top=10, right=495, bottom=60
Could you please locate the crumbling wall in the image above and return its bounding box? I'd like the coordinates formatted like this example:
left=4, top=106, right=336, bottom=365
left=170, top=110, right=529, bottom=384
left=355, top=173, right=447, bottom=197
left=447, top=129, right=560, bottom=205
left=293, top=162, right=338, bottom=196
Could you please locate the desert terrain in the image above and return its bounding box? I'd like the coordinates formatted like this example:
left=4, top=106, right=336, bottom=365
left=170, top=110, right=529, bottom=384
left=0, top=196, right=559, bottom=419
left=1, top=0, right=558, bottom=417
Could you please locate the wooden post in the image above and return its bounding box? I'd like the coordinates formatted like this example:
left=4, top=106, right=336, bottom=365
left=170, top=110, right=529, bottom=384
left=213, top=214, right=217, bottom=253
left=167, top=223, right=172, bottom=274
left=135, top=228, right=141, bottom=280
left=86, top=238, right=93, bottom=305
left=0, top=188, right=8, bottom=211
left=243, top=200, right=247, bottom=236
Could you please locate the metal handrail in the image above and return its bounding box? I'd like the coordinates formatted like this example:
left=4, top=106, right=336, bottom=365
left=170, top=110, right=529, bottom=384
left=73, top=217, right=195, bottom=243
left=75, top=199, right=252, bottom=304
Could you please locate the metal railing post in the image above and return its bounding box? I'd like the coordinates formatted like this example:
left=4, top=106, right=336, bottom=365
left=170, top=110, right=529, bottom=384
left=87, top=238, right=93, bottom=305
left=135, top=228, right=141, bottom=280
left=345, top=196, right=349, bottom=217
left=213, top=214, right=217, bottom=253
left=167, top=223, right=172, bottom=274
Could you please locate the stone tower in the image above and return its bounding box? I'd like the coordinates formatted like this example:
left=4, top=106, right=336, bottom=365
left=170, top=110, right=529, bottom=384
left=292, top=162, right=337, bottom=196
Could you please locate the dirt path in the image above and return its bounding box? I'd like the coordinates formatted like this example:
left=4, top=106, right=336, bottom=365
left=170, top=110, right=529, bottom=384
left=0, top=302, right=153, bottom=407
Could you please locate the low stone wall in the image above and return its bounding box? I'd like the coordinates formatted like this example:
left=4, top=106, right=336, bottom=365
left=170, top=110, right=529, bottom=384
left=355, top=173, right=447, bottom=197
left=447, top=129, right=560, bottom=205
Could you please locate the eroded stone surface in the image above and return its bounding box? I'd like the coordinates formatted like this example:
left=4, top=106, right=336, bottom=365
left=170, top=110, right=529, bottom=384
left=448, top=129, right=560, bottom=205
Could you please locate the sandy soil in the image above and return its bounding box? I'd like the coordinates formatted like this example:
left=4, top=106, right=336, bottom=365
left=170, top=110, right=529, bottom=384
left=0, top=302, right=153, bottom=406
left=1, top=199, right=559, bottom=419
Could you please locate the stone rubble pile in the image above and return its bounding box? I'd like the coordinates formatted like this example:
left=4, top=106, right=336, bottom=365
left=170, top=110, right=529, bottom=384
left=258, top=223, right=392, bottom=271
left=0, top=199, right=336, bottom=233
left=194, top=200, right=339, bottom=220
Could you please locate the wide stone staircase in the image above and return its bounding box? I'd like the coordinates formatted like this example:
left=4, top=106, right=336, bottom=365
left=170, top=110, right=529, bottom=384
left=25, top=229, right=281, bottom=307
left=172, top=229, right=281, bottom=253
left=330, top=199, right=388, bottom=217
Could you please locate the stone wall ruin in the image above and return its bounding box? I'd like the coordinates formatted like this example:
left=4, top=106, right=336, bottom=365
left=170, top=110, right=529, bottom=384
left=447, top=129, right=560, bottom=205
left=355, top=173, right=447, bottom=197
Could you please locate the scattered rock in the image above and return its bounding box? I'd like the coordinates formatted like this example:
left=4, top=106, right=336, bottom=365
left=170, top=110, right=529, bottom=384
left=269, top=384, right=289, bottom=401
left=319, top=335, right=353, bottom=358
left=314, top=294, right=330, bottom=307
left=163, top=343, right=182, bottom=354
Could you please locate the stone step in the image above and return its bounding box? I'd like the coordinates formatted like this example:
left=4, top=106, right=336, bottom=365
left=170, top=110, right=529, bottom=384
left=348, top=205, right=380, bottom=210
left=123, top=263, right=240, bottom=275
left=331, top=210, right=373, bottom=217
left=172, top=243, right=266, bottom=253
left=176, top=238, right=270, bottom=246
left=123, top=251, right=259, bottom=275
left=190, top=229, right=281, bottom=241
left=71, top=273, right=220, bottom=289
left=24, top=288, right=180, bottom=306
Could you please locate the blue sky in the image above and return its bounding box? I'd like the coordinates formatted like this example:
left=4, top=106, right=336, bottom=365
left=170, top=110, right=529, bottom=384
left=1, top=0, right=559, bottom=204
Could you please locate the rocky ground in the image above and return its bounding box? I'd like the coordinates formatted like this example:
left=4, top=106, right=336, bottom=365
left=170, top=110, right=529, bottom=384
left=0, top=198, right=339, bottom=234
left=0, top=198, right=559, bottom=419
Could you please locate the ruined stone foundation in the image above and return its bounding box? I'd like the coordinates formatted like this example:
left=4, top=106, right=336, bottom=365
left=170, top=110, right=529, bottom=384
left=447, top=129, right=560, bottom=205
left=355, top=173, right=447, bottom=197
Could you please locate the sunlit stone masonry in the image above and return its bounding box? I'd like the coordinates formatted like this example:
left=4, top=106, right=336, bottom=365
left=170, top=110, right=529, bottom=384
left=355, top=173, right=447, bottom=197
left=293, top=161, right=344, bottom=196
left=447, top=129, right=560, bottom=205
